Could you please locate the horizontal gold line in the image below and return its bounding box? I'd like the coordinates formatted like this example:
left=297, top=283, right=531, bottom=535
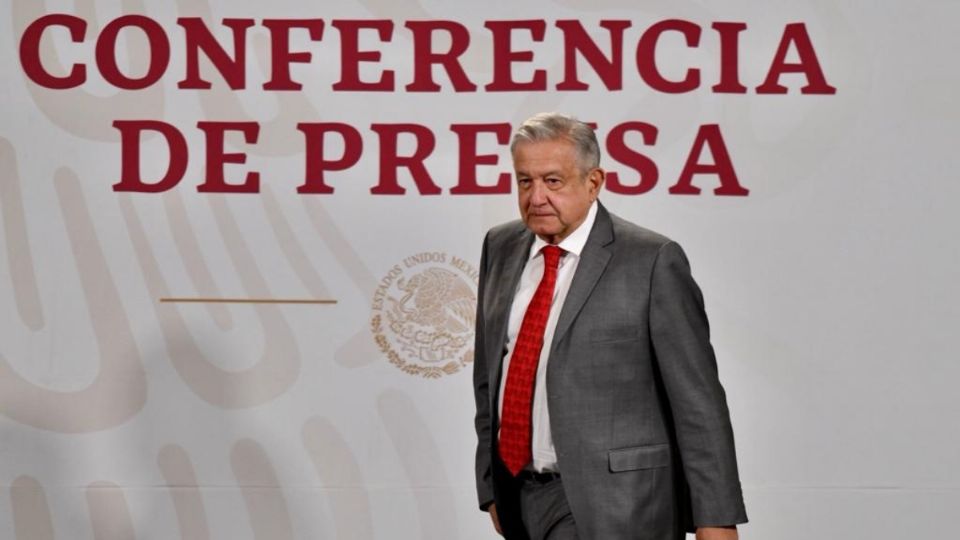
left=160, top=297, right=337, bottom=305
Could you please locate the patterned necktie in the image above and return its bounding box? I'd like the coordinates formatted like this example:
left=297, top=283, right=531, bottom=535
left=499, top=244, right=563, bottom=476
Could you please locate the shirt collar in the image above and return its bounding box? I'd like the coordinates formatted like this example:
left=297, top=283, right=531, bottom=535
left=529, top=200, right=599, bottom=260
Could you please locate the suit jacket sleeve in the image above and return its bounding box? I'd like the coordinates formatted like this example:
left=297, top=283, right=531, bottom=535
left=649, top=241, right=748, bottom=527
left=473, top=232, right=495, bottom=510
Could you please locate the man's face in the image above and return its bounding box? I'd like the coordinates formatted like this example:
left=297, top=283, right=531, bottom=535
left=512, top=139, right=604, bottom=244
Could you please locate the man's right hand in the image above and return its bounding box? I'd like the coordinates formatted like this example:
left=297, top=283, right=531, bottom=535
left=488, top=503, right=503, bottom=536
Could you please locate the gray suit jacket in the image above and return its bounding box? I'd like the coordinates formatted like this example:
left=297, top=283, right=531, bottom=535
left=473, top=203, right=747, bottom=539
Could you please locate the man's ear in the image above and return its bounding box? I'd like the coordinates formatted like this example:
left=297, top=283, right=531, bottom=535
left=588, top=168, right=606, bottom=200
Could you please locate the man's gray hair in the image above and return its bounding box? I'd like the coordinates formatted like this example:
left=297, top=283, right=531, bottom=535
left=510, top=112, right=601, bottom=174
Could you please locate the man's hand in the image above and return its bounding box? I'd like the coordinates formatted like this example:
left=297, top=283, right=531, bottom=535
left=488, top=503, right=503, bottom=536
left=696, top=526, right=738, bottom=540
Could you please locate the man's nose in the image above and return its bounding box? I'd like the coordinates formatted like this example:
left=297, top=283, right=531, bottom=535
left=529, top=180, right=548, bottom=205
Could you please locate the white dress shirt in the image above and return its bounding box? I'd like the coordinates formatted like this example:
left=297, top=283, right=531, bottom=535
left=497, top=201, right=598, bottom=473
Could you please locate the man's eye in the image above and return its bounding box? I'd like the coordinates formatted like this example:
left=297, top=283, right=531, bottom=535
left=546, top=178, right=562, bottom=187
left=517, top=178, right=531, bottom=187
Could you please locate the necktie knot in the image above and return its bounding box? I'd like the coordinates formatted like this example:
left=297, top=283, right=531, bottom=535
left=542, top=245, right=563, bottom=270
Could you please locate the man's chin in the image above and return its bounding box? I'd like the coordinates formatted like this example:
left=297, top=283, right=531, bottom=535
left=525, top=216, right=559, bottom=228
left=525, top=223, right=564, bottom=242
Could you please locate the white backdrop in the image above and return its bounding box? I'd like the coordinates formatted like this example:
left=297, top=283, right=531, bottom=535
left=1, top=1, right=958, bottom=539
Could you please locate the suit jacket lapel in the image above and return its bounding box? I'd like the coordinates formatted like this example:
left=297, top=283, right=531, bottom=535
left=551, top=203, right=614, bottom=350
left=488, top=228, right=535, bottom=394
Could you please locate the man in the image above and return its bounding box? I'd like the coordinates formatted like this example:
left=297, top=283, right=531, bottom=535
left=472, top=113, right=747, bottom=539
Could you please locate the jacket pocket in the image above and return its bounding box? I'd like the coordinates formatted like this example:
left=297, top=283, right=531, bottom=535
left=608, top=443, right=671, bottom=472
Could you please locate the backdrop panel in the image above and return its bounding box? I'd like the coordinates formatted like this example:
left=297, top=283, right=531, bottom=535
left=1, top=1, right=957, bottom=538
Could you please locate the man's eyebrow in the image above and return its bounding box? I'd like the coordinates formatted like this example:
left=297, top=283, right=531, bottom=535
left=514, top=170, right=564, bottom=177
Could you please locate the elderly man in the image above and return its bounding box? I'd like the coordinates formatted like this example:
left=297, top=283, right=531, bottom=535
left=472, top=113, right=747, bottom=539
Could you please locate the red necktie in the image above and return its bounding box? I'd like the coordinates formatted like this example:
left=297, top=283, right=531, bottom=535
left=499, top=245, right=563, bottom=476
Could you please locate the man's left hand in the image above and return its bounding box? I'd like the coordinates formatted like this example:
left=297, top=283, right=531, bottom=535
left=696, top=526, right=738, bottom=540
